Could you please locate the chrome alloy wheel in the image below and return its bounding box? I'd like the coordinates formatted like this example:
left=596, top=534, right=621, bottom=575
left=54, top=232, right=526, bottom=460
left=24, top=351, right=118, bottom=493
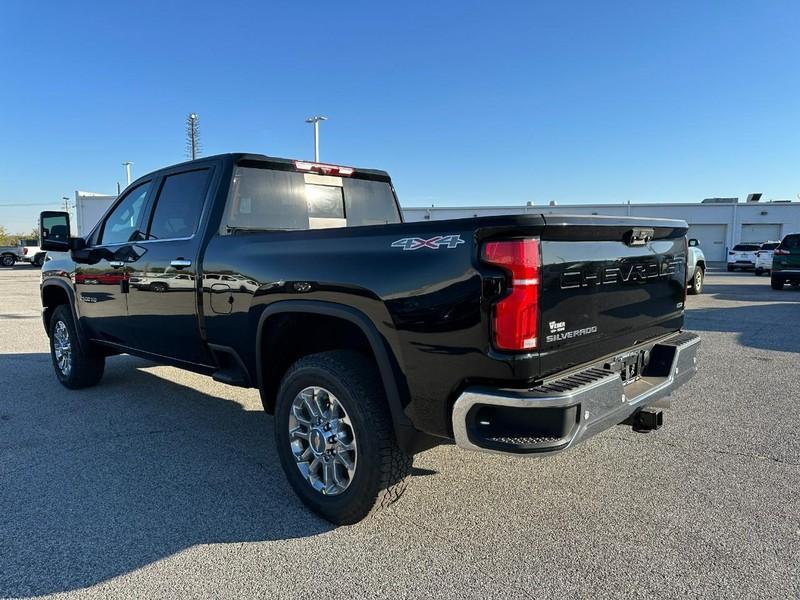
left=53, top=320, right=72, bottom=377
left=288, top=386, right=357, bottom=495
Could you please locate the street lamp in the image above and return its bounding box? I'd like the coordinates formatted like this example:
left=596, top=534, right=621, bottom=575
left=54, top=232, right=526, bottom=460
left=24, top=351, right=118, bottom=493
left=305, top=115, right=327, bottom=162
left=122, top=161, right=133, bottom=186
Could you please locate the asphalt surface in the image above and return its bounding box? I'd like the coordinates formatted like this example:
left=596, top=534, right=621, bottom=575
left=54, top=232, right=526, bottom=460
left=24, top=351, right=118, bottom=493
left=0, top=265, right=798, bottom=599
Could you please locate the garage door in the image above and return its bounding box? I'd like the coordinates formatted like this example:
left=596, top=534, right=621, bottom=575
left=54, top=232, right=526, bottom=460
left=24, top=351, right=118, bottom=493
left=741, top=223, right=782, bottom=244
left=687, top=224, right=727, bottom=262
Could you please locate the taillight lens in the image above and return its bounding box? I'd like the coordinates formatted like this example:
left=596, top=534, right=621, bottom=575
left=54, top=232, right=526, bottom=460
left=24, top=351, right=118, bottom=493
left=774, top=247, right=789, bottom=255
left=23, top=248, right=28, bottom=255
left=482, top=239, right=540, bottom=351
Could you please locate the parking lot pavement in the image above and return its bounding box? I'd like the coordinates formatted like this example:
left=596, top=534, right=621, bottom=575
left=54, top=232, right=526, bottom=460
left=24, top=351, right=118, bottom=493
left=1, top=266, right=798, bottom=599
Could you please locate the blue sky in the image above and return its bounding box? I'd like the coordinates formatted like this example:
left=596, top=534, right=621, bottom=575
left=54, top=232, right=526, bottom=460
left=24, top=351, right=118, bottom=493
left=1, top=0, right=799, bottom=231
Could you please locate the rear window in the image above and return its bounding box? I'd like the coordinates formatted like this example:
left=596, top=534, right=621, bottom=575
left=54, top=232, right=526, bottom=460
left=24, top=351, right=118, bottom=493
left=781, top=235, right=800, bottom=250
left=732, top=244, right=760, bottom=251
left=760, top=242, right=779, bottom=250
left=222, top=167, right=400, bottom=233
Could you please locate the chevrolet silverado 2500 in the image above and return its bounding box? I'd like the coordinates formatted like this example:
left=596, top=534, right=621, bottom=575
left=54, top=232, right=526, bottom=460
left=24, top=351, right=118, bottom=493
left=38, top=153, right=700, bottom=524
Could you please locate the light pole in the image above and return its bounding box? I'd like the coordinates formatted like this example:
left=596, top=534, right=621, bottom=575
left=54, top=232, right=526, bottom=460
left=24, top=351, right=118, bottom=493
left=305, top=115, right=327, bottom=162
left=122, top=161, right=133, bottom=186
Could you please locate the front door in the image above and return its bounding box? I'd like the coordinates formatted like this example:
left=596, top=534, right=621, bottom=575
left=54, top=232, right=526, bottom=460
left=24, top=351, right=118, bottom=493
left=75, top=180, right=153, bottom=344
left=126, top=166, right=215, bottom=366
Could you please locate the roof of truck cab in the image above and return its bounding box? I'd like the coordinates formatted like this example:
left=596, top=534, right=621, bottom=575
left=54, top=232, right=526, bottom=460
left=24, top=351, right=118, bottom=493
left=153, top=153, right=392, bottom=180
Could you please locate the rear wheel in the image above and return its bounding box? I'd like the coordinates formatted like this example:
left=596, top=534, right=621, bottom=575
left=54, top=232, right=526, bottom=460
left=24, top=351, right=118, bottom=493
left=1, top=254, right=14, bottom=267
left=687, top=267, right=704, bottom=295
left=33, top=254, right=45, bottom=267
left=754, top=268, right=763, bottom=276
left=274, top=350, right=413, bottom=525
left=771, top=275, right=785, bottom=290
left=49, top=305, right=105, bottom=389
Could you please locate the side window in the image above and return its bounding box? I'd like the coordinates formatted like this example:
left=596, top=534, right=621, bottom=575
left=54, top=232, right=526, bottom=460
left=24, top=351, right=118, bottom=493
left=148, top=169, right=210, bottom=240
left=100, top=181, right=152, bottom=245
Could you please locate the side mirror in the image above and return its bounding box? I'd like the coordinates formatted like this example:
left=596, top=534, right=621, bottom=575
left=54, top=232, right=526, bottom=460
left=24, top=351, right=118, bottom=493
left=688, top=238, right=699, bottom=247
left=40, top=211, right=72, bottom=252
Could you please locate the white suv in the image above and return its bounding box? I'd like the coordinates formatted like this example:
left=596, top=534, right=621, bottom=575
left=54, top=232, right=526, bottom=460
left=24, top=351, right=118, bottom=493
left=727, top=243, right=761, bottom=272
left=754, top=241, right=781, bottom=276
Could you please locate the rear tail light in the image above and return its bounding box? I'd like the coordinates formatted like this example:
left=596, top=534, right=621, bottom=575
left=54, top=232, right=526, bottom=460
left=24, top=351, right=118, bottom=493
left=482, top=238, right=540, bottom=351
left=728, top=251, right=735, bottom=255
left=295, top=161, right=354, bottom=176
left=774, top=248, right=789, bottom=255
left=22, top=247, right=28, bottom=255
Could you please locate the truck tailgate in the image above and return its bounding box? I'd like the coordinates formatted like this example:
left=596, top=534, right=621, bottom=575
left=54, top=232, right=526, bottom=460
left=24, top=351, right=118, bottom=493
left=537, top=216, right=688, bottom=377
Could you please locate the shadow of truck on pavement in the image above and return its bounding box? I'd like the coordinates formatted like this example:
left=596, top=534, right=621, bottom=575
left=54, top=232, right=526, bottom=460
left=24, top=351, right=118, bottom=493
left=0, top=353, right=333, bottom=597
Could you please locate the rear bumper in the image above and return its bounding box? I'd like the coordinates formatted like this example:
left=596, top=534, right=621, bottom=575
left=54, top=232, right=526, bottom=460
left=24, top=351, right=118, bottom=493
left=451, top=331, right=700, bottom=455
left=773, top=269, right=800, bottom=281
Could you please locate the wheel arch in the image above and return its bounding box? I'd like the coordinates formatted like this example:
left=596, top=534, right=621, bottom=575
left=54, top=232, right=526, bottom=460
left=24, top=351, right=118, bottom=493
left=255, top=300, right=431, bottom=454
left=41, top=280, right=86, bottom=349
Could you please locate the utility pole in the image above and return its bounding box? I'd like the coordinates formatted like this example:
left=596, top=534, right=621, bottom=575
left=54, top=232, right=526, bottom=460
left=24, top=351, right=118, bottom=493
left=186, top=113, right=201, bottom=160
left=305, top=115, right=327, bottom=162
left=122, top=161, right=133, bottom=186
left=62, top=196, right=70, bottom=212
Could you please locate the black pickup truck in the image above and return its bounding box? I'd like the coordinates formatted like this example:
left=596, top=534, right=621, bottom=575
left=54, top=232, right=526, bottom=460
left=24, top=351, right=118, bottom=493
left=38, top=153, right=700, bottom=524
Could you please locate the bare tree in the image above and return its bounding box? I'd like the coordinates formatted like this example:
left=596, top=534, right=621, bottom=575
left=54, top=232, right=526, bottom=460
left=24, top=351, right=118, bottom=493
left=186, top=113, right=202, bottom=160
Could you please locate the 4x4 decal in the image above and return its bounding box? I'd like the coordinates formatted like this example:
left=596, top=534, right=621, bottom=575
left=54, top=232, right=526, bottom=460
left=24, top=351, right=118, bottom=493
left=391, top=235, right=465, bottom=251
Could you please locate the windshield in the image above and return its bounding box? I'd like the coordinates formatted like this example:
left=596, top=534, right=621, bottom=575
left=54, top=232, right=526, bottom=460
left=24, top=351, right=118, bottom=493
left=222, top=167, right=401, bottom=233
left=732, top=244, right=760, bottom=251
left=760, top=242, right=779, bottom=250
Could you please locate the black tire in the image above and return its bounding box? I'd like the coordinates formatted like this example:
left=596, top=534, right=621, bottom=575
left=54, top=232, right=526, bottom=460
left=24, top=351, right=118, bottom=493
left=771, top=275, right=784, bottom=290
left=49, top=305, right=105, bottom=389
left=1, top=254, right=14, bottom=267
left=150, top=282, right=168, bottom=293
left=687, top=267, right=704, bottom=295
left=33, top=254, right=46, bottom=267
left=727, top=265, right=734, bottom=272
left=274, top=350, right=413, bottom=525
left=754, top=268, right=763, bottom=276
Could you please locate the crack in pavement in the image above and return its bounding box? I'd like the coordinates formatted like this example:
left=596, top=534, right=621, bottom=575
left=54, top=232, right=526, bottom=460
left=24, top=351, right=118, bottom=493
left=605, top=433, right=800, bottom=468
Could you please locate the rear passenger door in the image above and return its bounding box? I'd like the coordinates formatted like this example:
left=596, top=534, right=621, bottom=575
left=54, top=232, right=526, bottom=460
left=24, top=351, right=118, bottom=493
left=126, top=165, right=216, bottom=366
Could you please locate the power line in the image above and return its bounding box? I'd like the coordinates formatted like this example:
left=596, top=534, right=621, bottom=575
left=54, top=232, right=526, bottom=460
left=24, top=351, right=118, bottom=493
left=0, top=202, right=58, bottom=207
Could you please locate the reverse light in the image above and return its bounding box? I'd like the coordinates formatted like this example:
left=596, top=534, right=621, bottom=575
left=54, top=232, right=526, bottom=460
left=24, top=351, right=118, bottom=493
left=482, top=238, right=540, bottom=351
left=295, top=161, right=354, bottom=176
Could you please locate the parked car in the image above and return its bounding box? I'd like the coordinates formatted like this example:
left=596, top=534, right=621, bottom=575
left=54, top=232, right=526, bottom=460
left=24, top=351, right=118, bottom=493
left=687, top=238, right=706, bottom=294
left=16, top=238, right=47, bottom=267
left=727, top=243, right=761, bottom=271
left=770, top=233, right=800, bottom=290
left=754, top=241, right=781, bottom=276
left=0, top=245, right=18, bottom=267
left=36, top=153, right=700, bottom=524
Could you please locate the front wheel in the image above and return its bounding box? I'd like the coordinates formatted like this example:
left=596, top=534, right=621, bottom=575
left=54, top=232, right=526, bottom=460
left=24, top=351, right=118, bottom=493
left=274, top=350, right=413, bottom=525
left=688, top=267, right=704, bottom=295
left=771, top=276, right=785, bottom=290
left=49, top=305, right=105, bottom=389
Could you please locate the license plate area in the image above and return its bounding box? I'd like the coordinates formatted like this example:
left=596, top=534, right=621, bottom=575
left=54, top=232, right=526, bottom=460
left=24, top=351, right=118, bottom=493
left=604, top=349, right=649, bottom=385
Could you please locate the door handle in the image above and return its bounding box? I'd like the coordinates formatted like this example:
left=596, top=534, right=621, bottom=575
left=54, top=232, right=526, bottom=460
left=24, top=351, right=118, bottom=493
left=109, top=261, right=124, bottom=269
left=171, top=259, right=192, bottom=269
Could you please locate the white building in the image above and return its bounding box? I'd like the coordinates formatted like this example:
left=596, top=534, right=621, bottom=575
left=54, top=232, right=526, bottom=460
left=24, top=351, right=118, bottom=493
left=402, top=200, right=800, bottom=262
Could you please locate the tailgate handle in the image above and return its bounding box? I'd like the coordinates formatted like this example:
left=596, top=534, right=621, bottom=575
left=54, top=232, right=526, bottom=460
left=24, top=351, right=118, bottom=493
left=624, top=228, right=654, bottom=247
